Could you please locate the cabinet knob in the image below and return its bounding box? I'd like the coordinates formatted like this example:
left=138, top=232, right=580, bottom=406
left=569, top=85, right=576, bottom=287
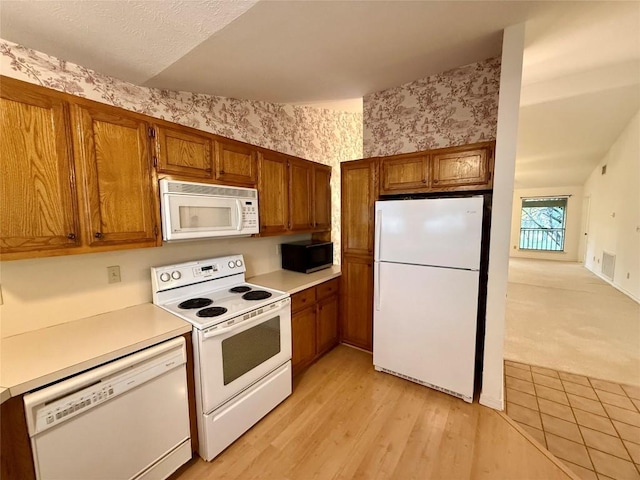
left=433, top=179, right=439, bottom=184
left=67, top=233, right=76, bottom=240
left=219, top=169, right=225, bottom=174
left=94, top=232, right=103, bottom=239
left=422, top=179, right=426, bottom=183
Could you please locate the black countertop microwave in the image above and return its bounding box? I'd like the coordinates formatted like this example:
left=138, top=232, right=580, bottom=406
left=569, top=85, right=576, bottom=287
left=281, top=240, right=333, bottom=273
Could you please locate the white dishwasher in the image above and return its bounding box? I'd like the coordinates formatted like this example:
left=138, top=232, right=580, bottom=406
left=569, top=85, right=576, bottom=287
left=24, top=337, right=192, bottom=480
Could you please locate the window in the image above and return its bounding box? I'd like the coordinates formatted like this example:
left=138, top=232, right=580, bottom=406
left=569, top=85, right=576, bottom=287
left=519, top=197, right=568, bottom=251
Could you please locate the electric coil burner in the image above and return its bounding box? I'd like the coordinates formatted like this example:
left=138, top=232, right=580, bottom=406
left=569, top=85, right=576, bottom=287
left=229, top=286, right=252, bottom=293
left=178, top=298, right=213, bottom=309
left=242, top=291, right=272, bottom=301
left=197, top=307, right=228, bottom=318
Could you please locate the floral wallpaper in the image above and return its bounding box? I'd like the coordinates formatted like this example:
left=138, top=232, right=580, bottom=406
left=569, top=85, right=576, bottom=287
left=363, top=56, right=501, bottom=157
left=0, top=39, right=363, bottom=263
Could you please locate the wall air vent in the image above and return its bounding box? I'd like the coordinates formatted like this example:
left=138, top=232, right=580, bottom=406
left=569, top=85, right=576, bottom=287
left=602, top=251, right=615, bottom=280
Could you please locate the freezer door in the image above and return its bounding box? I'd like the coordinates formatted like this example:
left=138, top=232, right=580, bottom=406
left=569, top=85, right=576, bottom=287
left=374, top=196, right=483, bottom=269
left=373, top=261, right=479, bottom=401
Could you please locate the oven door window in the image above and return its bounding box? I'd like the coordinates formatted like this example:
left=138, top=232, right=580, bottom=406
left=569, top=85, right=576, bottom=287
left=221, top=316, right=281, bottom=385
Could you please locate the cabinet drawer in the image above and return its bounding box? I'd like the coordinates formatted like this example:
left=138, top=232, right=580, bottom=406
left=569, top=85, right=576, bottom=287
left=291, top=287, right=316, bottom=313
left=317, top=278, right=339, bottom=300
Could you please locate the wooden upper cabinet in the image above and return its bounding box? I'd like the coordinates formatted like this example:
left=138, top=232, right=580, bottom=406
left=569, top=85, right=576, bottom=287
left=431, top=146, right=491, bottom=190
left=341, top=159, right=378, bottom=256
left=289, top=158, right=313, bottom=232
left=313, top=164, right=332, bottom=231
left=258, top=151, right=289, bottom=234
left=0, top=79, right=81, bottom=257
left=214, top=139, right=257, bottom=186
left=154, top=124, right=213, bottom=179
left=380, top=153, right=429, bottom=194
left=73, top=104, right=159, bottom=248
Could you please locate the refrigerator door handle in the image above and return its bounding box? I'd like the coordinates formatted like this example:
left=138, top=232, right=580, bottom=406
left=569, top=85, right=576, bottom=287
left=374, top=261, right=381, bottom=311
left=374, top=209, right=382, bottom=260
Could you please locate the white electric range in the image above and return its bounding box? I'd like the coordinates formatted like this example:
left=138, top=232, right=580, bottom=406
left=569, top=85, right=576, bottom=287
left=151, top=255, right=292, bottom=461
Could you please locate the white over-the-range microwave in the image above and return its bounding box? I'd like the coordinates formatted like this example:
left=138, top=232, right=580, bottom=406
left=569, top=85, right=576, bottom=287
left=159, top=179, right=259, bottom=241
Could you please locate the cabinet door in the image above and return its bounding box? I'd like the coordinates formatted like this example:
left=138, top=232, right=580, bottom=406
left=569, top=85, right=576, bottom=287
left=431, top=147, right=491, bottom=190
left=214, top=139, right=257, bottom=186
left=341, top=159, right=378, bottom=256
left=313, top=164, right=332, bottom=231
left=0, top=79, right=81, bottom=256
left=340, top=255, right=373, bottom=351
left=380, top=154, right=428, bottom=194
left=155, top=124, right=212, bottom=179
left=74, top=105, right=159, bottom=247
left=292, top=306, right=317, bottom=375
left=258, top=152, right=289, bottom=235
left=316, top=294, right=339, bottom=356
left=289, top=158, right=313, bottom=232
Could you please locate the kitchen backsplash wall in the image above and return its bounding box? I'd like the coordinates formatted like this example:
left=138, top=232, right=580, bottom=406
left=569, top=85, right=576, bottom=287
left=362, top=56, right=501, bottom=157
left=0, top=234, right=309, bottom=338
left=0, top=38, right=363, bottom=265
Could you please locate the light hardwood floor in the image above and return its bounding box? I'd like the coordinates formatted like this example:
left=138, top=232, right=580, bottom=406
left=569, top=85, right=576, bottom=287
left=175, top=346, right=577, bottom=480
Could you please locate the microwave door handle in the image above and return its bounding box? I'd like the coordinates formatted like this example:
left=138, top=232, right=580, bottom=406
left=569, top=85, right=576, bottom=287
left=236, top=200, right=243, bottom=231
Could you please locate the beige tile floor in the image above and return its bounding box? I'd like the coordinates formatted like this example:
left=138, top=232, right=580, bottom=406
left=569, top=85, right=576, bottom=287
left=505, top=360, right=640, bottom=480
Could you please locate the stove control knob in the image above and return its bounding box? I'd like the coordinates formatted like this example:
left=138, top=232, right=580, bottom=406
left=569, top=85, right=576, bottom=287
left=160, top=272, right=170, bottom=282
left=171, top=271, right=182, bottom=280
left=228, top=261, right=235, bottom=268
left=235, top=260, right=243, bottom=267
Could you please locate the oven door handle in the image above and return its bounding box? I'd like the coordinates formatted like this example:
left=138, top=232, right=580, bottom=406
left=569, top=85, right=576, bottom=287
left=202, top=301, right=289, bottom=339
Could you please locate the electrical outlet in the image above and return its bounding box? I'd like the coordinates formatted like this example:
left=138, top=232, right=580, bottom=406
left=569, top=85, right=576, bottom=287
left=0, top=284, right=3, bottom=305
left=276, top=244, right=281, bottom=255
left=107, top=266, right=121, bottom=284
left=627, top=272, right=631, bottom=279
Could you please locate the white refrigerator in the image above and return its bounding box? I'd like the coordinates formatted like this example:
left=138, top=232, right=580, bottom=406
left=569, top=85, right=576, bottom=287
left=373, top=196, right=485, bottom=403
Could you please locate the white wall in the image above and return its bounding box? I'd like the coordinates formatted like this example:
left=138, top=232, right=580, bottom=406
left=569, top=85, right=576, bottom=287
left=583, top=110, right=640, bottom=302
left=509, top=186, right=584, bottom=262
left=481, top=23, right=525, bottom=411
left=0, top=234, right=309, bottom=338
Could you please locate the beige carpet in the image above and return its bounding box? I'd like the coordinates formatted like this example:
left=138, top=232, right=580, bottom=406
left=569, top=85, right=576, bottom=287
left=504, top=258, right=640, bottom=387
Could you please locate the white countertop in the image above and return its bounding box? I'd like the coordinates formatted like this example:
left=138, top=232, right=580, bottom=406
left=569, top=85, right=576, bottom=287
left=249, top=266, right=341, bottom=295
left=1, top=304, right=191, bottom=400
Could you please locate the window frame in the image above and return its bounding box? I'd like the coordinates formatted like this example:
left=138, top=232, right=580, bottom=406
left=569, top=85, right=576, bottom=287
left=518, top=196, right=568, bottom=252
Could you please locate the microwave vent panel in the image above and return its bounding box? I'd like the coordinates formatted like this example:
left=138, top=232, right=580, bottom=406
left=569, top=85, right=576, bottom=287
left=166, top=182, right=256, bottom=199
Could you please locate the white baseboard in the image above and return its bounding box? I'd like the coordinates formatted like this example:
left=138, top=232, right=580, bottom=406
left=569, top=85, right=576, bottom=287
left=480, top=393, right=504, bottom=411
left=587, top=267, right=640, bottom=304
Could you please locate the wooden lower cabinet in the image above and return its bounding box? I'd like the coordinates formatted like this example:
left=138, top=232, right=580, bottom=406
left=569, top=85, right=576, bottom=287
left=292, top=306, right=317, bottom=373
left=316, top=294, right=339, bottom=356
left=291, top=278, right=340, bottom=376
left=340, top=255, right=373, bottom=352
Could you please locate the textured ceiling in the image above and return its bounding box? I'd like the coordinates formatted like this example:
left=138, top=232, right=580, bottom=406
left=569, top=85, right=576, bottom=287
left=0, top=0, right=258, bottom=84
left=1, top=0, right=638, bottom=189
